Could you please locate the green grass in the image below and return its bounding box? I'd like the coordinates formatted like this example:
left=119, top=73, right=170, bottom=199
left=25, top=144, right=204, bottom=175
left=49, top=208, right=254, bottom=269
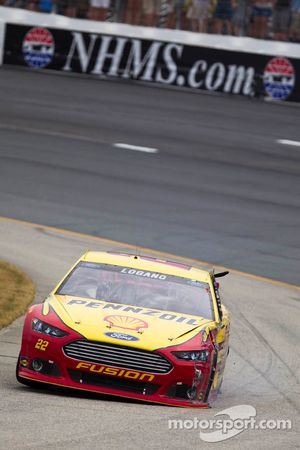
left=0, top=261, right=35, bottom=329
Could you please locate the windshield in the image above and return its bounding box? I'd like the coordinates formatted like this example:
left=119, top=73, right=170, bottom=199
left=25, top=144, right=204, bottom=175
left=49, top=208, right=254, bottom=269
left=57, top=262, right=214, bottom=320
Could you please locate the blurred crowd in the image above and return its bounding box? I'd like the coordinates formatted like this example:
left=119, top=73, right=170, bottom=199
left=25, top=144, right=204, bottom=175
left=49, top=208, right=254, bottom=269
left=2, top=0, right=300, bottom=41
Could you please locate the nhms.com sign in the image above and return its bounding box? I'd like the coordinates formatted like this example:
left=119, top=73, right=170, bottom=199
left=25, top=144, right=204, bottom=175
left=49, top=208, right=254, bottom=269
left=4, top=24, right=300, bottom=100
left=62, top=33, right=254, bottom=95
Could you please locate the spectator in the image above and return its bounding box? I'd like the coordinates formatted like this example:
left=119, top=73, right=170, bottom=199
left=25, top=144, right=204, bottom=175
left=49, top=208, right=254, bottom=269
left=186, top=0, right=210, bottom=32
left=289, top=0, right=300, bottom=40
left=114, top=0, right=127, bottom=22
left=272, top=0, right=291, bottom=40
left=26, top=0, right=38, bottom=10
left=233, top=0, right=247, bottom=35
left=142, top=0, right=160, bottom=26
left=124, top=0, right=142, bottom=25
left=208, top=0, right=218, bottom=29
left=213, top=0, right=235, bottom=34
left=89, top=0, right=109, bottom=20
left=65, top=0, right=78, bottom=16
left=181, top=0, right=193, bottom=29
left=54, top=0, right=65, bottom=13
left=250, top=0, right=273, bottom=38
left=166, top=0, right=176, bottom=28
left=39, top=0, right=53, bottom=12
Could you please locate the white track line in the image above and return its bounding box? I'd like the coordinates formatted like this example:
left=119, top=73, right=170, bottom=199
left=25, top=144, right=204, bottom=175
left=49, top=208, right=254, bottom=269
left=113, top=143, right=159, bottom=154
left=277, top=139, right=300, bottom=147
left=0, top=124, right=160, bottom=153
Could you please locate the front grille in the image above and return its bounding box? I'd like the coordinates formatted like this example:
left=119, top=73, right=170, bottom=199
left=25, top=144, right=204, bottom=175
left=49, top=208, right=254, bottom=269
left=68, top=369, right=160, bottom=395
left=64, top=340, right=172, bottom=374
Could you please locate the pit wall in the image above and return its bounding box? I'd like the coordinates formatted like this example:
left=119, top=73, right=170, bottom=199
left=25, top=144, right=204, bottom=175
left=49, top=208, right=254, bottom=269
left=0, top=6, right=299, bottom=101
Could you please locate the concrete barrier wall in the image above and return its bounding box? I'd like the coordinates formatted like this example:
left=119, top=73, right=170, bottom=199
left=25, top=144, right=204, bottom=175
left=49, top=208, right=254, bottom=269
left=1, top=6, right=299, bottom=101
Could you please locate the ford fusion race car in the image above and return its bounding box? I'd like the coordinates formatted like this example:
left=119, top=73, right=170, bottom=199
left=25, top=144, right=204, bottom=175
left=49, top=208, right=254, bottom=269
left=17, top=251, right=230, bottom=407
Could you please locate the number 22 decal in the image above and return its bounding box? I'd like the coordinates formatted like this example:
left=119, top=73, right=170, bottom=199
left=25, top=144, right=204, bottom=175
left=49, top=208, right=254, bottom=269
left=35, top=338, right=49, bottom=351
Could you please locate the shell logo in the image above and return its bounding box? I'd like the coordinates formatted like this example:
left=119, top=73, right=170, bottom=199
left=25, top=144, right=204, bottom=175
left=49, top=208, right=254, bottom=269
left=104, top=315, right=148, bottom=331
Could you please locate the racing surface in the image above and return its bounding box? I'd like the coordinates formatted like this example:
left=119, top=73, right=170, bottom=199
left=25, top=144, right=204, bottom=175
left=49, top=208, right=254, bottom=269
left=0, top=219, right=299, bottom=449
left=0, top=67, right=300, bottom=449
left=0, top=67, right=300, bottom=284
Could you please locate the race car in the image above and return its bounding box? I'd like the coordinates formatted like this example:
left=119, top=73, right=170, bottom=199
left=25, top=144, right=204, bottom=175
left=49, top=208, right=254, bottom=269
left=16, top=251, right=230, bottom=407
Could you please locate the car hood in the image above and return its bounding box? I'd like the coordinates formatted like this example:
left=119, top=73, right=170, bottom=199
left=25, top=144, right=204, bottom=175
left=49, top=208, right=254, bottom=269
left=46, top=295, right=214, bottom=350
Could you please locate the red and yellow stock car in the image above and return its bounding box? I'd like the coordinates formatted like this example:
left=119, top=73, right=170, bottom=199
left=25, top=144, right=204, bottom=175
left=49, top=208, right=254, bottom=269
left=17, top=251, right=230, bottom=407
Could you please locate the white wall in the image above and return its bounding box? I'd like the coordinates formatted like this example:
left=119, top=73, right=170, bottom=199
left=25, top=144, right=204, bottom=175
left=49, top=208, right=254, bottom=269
left=0, top=6, right=299, bottom=59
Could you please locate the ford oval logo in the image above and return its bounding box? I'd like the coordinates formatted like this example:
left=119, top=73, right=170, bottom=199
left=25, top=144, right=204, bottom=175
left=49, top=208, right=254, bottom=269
left=104, top=332, right=139, bottom=342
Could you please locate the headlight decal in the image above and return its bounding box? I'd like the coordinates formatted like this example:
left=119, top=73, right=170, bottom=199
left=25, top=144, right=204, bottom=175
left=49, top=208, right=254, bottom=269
left=31, top=318, right=69, bottom=338
left=172, top=350, right=209, bottom=362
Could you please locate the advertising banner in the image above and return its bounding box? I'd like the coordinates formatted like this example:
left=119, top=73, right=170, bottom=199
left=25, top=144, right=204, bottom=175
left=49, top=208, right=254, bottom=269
left=3, top=23, right=300, bottom=101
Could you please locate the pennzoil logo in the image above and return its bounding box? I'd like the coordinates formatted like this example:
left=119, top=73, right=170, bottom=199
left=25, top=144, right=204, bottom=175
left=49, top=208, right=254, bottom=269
left=67, top=299, right=200, bottom=326
left=76, top=362, right=154, bottom=381
left=104, top=315, right=148, bottom=331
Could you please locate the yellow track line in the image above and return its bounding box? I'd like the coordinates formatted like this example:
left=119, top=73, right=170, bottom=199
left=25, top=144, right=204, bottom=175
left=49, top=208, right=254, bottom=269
left=1, top=215, right=300, bottom=291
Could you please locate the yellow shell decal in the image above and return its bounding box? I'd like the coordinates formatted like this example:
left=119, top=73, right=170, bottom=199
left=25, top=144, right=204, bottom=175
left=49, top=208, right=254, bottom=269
left=104, top=315, right=148, bottom=331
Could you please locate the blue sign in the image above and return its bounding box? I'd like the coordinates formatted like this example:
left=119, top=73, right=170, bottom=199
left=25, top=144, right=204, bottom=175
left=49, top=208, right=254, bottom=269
left=104, top=332, right=139, bottom=342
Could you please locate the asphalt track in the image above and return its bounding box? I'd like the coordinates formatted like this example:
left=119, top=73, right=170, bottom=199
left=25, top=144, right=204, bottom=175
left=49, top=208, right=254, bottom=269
left=0, top=67, right=300, bottom=449
left=0, top=219, right=299, bottom=450
left=0, top=67, right=300, bottom=285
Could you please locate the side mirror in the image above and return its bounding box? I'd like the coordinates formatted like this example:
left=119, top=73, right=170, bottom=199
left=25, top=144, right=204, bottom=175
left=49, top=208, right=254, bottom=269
left=212, top=271, right=229, bottom=322
left=214, top=271, right=229, bottom=278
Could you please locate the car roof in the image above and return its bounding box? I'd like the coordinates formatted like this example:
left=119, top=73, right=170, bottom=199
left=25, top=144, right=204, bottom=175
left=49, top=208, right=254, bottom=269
left=81, top=251, right=211, bottom=283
